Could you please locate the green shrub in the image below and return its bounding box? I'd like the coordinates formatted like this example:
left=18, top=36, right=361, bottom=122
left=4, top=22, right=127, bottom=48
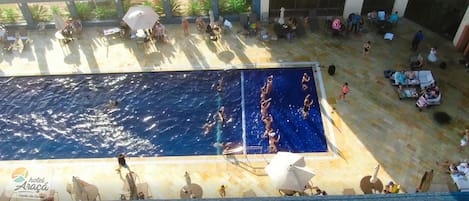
left=30, top=5, right=49, bottom=22
left=169, top=0, right=182, bottom=16
left=76, top=2, right=94, bottom=20
left=3, top=8, right=17, bottom=23
left=187, top=0, right=210, bottom=16
left=219, top=0, right=250, bottom=14
left=94, top=6, right=117, bottom=20
left=50, top=6, right=62, bottom=16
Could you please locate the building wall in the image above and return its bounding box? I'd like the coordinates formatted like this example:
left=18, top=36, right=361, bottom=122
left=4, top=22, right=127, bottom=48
left=343, top=0, right=364, bottom=18
left=453, top=5, right=469, bottom=46
left=392, top=0, right=408, bottom=17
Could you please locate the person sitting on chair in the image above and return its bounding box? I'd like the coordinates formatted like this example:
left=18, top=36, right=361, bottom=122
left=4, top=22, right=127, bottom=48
left=206, top=24, right=217, bottom=41
left=410, top=54, right=424, bottom=69
left=196, top=17, right=205, bottom=33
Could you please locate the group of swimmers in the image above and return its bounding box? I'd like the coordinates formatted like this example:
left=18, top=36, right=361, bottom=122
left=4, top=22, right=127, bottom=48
left=203, top=79, right=226, bottom=136
left=301, top=73, right=314, bottom=119
left=259, top=75, right=281, bottom=153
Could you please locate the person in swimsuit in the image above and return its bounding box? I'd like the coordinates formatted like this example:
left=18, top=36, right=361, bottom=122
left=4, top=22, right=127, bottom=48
left=301, top=73, right=311, bottom=91
left=218, top=106, right=226, bottom=123
left=269, top=133, right=281, bottom=153
left=338, top=82, right=350, bottom=100
left=262, top=114, right=273, bottom=137
left=260, top=98, right=272, bottom=119
left=203, top=121, right=216, bottom=136
left=216, top=79, right=223, bottom=92
left=260, top=85, right=267, bottom=101
left=303, top=94, right=314, bottom=119
left=266, top=75, right=273, bottom=94
left=116, top=153, right=130, bottom=172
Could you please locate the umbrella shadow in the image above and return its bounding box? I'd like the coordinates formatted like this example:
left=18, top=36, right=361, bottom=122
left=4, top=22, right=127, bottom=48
left=224, top=154, right=268, bottom=176
left=180, top=183, right=203, bottom=199
left=360, top=175, right=383, bottom=194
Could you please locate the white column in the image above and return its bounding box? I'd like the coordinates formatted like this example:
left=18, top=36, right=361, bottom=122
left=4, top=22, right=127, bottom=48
left=453, top=5, right=469, bottom=46
left=260, top=0, right=270, bottom=22
left=392, top=0, right=409, bottom=17
left=343, top=0, right=364, bottom=19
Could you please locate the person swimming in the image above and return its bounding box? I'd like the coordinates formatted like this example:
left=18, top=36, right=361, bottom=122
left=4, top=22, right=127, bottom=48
left=262, top=115, right=273, bottom=137
left=203, top=121, right=216, bottom=136
left=260, top=98, right=272, bottom=119
left=303, top=94, right=313, bottom=119
left=269, top=132, right=281, bottom=153
left=301, top=73, right=310, bottom=91
left=260, top=85, right=267, bottom=101
left=266, top=75, right=273, bottom=94
left=218, top=106, right=226, bottom=123
left=216, top=79, right=223, bottom=92
left=108, top=100, right=119, bottom=108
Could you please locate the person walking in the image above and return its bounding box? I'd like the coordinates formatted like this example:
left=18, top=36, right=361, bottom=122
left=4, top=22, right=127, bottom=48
left=181, top=17, right=189, bottom=36
left=117, top=153, right=130, bottom=173
left=184, top=171, right=192, bottom=185
left=458, top=128, right=469, bottom=152
left=338, top=82, right=350, bottom=100
left=411, top=30, right=424, bottom=51
left=363, top=41, right=371, bottom=56
left=218, top=185, right=227, bottom=197
left=427, top=47, right=438, bottom=63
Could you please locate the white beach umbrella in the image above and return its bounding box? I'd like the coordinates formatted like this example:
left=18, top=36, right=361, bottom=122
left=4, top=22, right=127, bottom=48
left=209, top=10, right=215, bottom=26
left=265, top=152, right=315, bottom=192
left=370, top=164, right=380, bottom=183
left=53, top=14, right=67, bottom=30
left=278, top=7, right=285, bottom=24
left=123, top=6, right=159, bottom=30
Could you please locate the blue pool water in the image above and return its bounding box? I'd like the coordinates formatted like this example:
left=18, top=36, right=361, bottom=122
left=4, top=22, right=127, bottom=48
left=0, top=67, right=326, bottom=160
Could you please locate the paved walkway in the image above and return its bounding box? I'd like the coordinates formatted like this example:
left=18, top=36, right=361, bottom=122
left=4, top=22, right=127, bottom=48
left=0, top=18, right=468, bottom=200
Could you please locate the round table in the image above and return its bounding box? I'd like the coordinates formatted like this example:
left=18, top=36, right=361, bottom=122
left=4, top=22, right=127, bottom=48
left=55, top=31, right=65, bottom=40
left=180, top=183, right=203, bottom=199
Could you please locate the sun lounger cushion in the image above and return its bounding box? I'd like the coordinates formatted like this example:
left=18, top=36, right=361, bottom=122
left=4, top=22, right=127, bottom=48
left=417, top=71, right=435, bottom=89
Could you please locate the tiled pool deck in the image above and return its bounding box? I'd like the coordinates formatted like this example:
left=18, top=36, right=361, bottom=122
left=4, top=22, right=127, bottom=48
left=0, top=18, right=468, bottom=200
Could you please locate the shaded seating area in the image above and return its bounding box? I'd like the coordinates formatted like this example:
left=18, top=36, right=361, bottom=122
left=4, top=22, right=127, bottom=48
left=4, top=31, right=31, bottom=54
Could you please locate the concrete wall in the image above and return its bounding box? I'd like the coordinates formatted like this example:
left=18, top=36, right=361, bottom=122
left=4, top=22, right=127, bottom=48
left=343, top=0, right=364, bottom=18
left=392, top=0, right=408, bottom=17
left=453, top=5, right=469, bottom=46
left=260, top=0, right=269, bottom=22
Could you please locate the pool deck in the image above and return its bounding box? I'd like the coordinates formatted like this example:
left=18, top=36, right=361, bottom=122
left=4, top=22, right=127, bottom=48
left=1, top=18, right=468, bottom=200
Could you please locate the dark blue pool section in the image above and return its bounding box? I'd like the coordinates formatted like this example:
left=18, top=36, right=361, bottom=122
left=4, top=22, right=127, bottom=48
left=0, top=67, right=326, bottom=160
left=243, top=68, right=327, bottom=153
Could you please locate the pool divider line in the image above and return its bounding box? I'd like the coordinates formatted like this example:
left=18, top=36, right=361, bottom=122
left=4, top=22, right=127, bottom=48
left=313, top=63, right=339, bottom=160
left=216, top=91, right=222, bottom=155
left=240, top=71, right=247, bottom=155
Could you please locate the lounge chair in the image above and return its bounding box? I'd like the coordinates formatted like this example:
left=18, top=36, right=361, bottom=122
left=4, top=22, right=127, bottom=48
left=125, top=172, right=152, bottom=200
left=390, top=70, right=435, bottom=89
left=426, top=92, right=442, bottom=105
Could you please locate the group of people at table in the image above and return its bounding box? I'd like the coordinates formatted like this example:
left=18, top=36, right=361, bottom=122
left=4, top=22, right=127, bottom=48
left=118, top=20, right=168, bottom=43
left=1, top=24, right=29, bottom=54
left=330, top=9, right=399, bottom=35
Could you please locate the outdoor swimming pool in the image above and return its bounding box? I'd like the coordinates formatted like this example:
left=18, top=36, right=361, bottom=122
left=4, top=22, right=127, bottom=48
left=0, top=67, right=326, bottom=160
